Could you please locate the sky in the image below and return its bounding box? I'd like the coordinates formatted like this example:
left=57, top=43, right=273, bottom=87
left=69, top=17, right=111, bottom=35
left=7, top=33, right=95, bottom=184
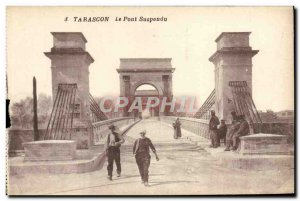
left=7, top=6, right=294, bottom=112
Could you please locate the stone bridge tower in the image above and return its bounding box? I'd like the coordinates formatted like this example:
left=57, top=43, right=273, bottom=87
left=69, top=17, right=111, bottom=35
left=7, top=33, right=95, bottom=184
left=117, top=58, right=175, bottom=117
left=44, top=32, right=94, bottom=148
left=209, top=32, right=259, bottom=122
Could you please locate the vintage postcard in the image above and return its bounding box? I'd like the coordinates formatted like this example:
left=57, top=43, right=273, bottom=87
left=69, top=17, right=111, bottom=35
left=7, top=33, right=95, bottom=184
left=6, top=6, right=294, bottom=195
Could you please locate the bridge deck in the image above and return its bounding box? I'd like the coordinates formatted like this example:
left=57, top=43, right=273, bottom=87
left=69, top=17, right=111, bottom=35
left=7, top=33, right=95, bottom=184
left=8, top=119, right=294, bottom=195
left=124, top=119, right=196, bottom=144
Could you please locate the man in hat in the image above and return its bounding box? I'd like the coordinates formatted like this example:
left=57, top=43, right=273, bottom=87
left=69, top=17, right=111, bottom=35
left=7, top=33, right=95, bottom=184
left=208, top=110, right=220, bottom=148
left=232, top=114, right=250, bottom=150
left=231, top=111, right=238, bottom=122
left=105, top=124, right=125, bottom=181
left=218, top=119, right=228, bottom=146
left=133, top=130, right=159, bottom=187
left=224, top=112, right=241, bottom=151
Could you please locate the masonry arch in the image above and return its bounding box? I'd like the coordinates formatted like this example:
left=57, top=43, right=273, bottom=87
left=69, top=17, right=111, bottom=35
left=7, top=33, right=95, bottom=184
left=132, top=81, right=163, bottom=97
left=117, top=58, right=175, bottom=117
left=133, top=84, right=160, bottom=118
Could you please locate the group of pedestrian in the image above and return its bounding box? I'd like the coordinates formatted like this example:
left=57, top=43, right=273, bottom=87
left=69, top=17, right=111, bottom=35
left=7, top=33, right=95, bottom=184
left=104, top=111, right=249, bottom=187
left=104, top=125, right=159, bottom=187
left=208, top=110, right=250, bottom=151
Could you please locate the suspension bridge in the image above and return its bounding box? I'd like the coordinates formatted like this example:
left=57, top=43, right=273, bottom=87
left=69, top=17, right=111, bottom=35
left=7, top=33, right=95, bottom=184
left=7, top=32, right=294, bottom=195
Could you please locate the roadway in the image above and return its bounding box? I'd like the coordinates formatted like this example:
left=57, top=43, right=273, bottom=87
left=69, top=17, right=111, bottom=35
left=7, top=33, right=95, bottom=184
left=8, top=119, right=294, bottom=195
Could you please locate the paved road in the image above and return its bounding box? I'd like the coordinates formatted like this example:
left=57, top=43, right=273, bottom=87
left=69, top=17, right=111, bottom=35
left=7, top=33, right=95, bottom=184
left=8, top=119, right=294, bottom=195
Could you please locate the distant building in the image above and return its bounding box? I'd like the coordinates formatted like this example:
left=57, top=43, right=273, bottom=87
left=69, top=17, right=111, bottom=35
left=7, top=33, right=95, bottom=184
left=276, top=110, right=294, bottom=122
left=258, top=110, right=278, bottom=123
left=258, top=110, right=294, bottom=123
left=257, top=110, right=294, bottom=136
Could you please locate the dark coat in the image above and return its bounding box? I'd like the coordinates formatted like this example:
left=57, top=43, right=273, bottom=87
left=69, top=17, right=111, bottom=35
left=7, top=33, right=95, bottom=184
left=226, top=121, right=240, bottom=141
left=173, top=120, right=182, bottom=138
left=209, top=115, right=220, bottom=130
left=235, top=119, right=250, bottom=136
left=218, top=124, right=228, bottom=139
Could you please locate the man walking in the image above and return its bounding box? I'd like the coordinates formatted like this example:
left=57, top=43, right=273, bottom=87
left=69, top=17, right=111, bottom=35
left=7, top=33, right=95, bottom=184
left=133, top=130, right=159, bottom=186
left=105, top=124, right=125, bottom=181
left=209, top=110, right=220, bottom=148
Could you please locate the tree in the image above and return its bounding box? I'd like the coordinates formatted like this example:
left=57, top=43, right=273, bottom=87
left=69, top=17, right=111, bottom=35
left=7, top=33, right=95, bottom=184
left=10, top=94, right=52, bottom=129
left=10, top=97, right=33, bottom=129
left=37, top=94, right=52, bottom=127
left=10, top=102, right=25, bottom=128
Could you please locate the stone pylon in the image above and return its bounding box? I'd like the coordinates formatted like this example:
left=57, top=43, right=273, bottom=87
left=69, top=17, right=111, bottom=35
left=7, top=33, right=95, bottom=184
left=44, top=32, right=94, bottom=148
left=209, top=32, right=259, bottom=122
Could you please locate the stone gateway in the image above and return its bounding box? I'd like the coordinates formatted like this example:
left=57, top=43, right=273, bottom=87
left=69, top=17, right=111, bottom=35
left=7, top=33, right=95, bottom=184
left=117, top=58, right=175, bottom=117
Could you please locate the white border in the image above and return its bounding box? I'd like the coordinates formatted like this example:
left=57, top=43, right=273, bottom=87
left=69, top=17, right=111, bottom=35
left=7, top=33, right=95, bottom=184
left=1, top=1, right=298, bottom=200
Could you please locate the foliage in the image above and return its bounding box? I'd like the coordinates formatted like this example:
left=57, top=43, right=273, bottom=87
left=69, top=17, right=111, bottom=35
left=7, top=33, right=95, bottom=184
left=10, top=94, right=52, bottom=129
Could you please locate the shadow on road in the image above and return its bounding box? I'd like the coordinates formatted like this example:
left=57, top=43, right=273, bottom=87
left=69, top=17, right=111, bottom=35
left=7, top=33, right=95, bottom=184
left=115, top=173, right=166, bottom=180
left=149, top=180, right=199, bottom=187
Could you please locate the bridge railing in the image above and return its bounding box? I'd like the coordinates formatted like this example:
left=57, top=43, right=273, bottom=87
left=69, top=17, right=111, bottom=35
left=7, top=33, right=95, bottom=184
left=160, top=116, right=294, bottom=143
left=92, top=117, right=138, bottom=145
left=160, top=116, right=210, bottom=139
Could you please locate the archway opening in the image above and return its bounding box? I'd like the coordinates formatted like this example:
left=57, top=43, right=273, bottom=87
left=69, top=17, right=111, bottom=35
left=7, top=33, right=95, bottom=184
left=135, top=84, right=159, bottom=96
left=134, top=84, right=159, bottom=118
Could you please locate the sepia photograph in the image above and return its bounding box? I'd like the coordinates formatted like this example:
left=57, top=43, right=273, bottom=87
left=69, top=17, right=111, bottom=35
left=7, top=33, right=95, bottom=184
left=6, top=6, right=294, bottom=196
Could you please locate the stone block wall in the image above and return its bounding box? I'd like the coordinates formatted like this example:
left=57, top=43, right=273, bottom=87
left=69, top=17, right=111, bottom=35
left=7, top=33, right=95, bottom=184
left=23, top=140, right=76, bottom=161
left=8, top=129, right=47, bottom=152
left=240, top=134, right=291, bottom=155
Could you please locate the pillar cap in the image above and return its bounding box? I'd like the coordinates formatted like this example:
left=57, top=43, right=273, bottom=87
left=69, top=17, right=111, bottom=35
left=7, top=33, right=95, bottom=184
left=209, top=32, right=258, bottom=63
left=51, top=32, right=87, bottom=43
left=44, top=32, right=94, bottom=63
left=215, top=32, right=251, bottom=43
left=44, top=51, right=94, bottom=63
left=118, top=58, right=174, bottom=71
left=209, top=48, right=259, bottom=62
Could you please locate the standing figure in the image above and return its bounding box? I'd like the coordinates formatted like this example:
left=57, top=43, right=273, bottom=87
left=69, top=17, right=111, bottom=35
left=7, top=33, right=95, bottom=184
left=173, top=118, right=182, bottom=139
left=133, top=130, right=159, bottom=187
left=218, top=120, right=228, bottom=146
left=231, top=111, right=238, bottom=123
left=224, top=111, right=240, bottom=151
left=209, top=110, right=220, bottom=148
left=224, top=119, right=240, bottom=151
left=232, top=115, right=250, bottom=150
left=105, top=124, right=125, bottom=181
